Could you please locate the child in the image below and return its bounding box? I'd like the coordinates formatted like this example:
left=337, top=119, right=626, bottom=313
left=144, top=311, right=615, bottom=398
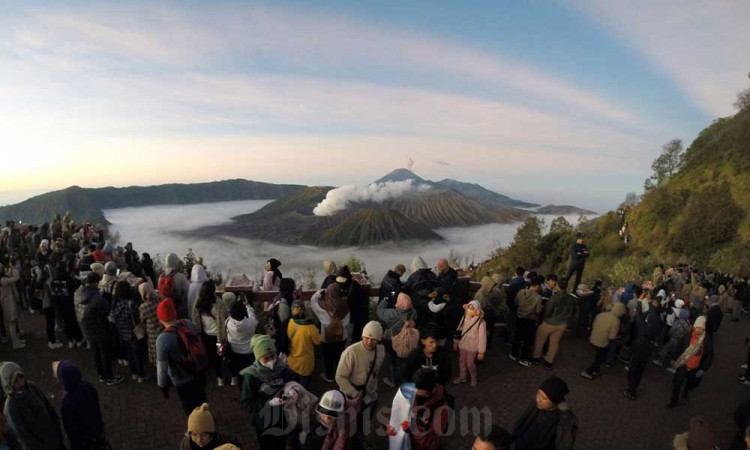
left=304, top=390, right=357, bottom=450
left=287, top=300, right=322, bottom=389
left=453, top=300, right=486, bottom=387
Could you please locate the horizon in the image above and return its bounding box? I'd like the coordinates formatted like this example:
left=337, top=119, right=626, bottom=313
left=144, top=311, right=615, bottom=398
left=1, top=1, right=749, bottom=212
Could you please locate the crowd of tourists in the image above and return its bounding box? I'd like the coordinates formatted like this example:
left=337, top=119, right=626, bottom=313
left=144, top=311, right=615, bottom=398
left=0, top=215, right=749, bottom=450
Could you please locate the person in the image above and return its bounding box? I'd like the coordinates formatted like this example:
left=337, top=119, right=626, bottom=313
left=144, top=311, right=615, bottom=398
left=623, top=296, right=659, bottom=399
left=581, top=302, right=626, bottom=380
left=156, top=298, right=208, bottom=415
left=267, top=278, right=294, bottom=353
left=161, top=253, right=190, bottom=319
left=35, top=262, right=64, bottom=349
left=512, top=277, right=543, bottom=366
left=79, top=272, right=124, bottom=385
left=138, top=279, right=163, bottom=366
left=575, top=280, right=601, bottom=335
left=187, top=264, right=209, bottom=318
left=335, top=321, right=385, bottom=449
left=1, top=362, right=66, bottom=450
left=263, top=258, right=282, bottom=291
left=510, top=377, right=578, bottom=450
left=194, top=280, right=228, bottom=387
left=403, top=256, right=438, bottom=303
left=321, top=260, right=338, bottom=290
left=226, top=295, right=258, bottom=386
left=565, top=232, right=589, bottom=293
left=506, top=267, right=527, bottom=345
left=472, top=426, right=511, bottom=450
left=452, top=300, right=486, bottom=387
left=49, top=261, right=84, bottom=348
left=179, top=403, right=238, bottom=450
left=240, top=334, right=293, bottom=450
left=287, top=300, right=322, bottom=389
left=474, top=275, right=502, bottom=349
left=732, top=278, right=747, bottom=322
left=123, top=242, right=139, bottom=273
left=667, top=316, right=713, bottom=408
left=339, top=267, right=369, bottom=343
left=541, top=274, right=558, bottom=300
left=531, top=278, right=577, bottom=369
left=403, top=327, right=452, bottom=387
left=435, top=258, right=458, bottom=301
left=141, top=252, right=157, bottom=286
left=706, top=296, right=722, bottom=335
left=406, top=368, right=451, bottom=450
left=304, top=390, right=356, bottom=450
left=112, top=281, right=147, bottom=383
left=0, top=262, right=25, bottom=349
left=53, top=360, right=110, bottom=450
left=379, top=264, right=406, bottom=305
left=377, top=292, right=418, bottom=387
left=312, top=282, right=351, bottom=383
left=672, top=416, right=719, bottom=450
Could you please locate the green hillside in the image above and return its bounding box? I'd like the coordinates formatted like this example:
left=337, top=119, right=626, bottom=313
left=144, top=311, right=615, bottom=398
left=0, top=179, right=305, bottom=226
left=314, top=208, right=442, bottom=246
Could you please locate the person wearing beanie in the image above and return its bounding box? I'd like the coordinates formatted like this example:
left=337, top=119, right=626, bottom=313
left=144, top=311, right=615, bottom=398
left=78, top=272, right=125, bottom=386
left=225, top=297, right=258, bottom=386
left=89, top=262, right=105, bottom=277
left=379, top=264, right=406, bottom=306
left=667, top=315, right=713, bottom=408
left=1, top=362, right=66, bottom=450
left=565, top=232, right=589, bottom=293
left=240, top=334, right=293, bottom=450
left=321, top=260, right=338, bottom=289
left=511, top=377, right=578, bottom=450
left=53, top=360, right=110, bottom=450
left=156, top=298, right=207, bottom=415
left=531, top=277, right=577, bottom=369
left=377, top=292, right=418, bottom=387
left=179, top=403, right=239, bottom=450
left=336, top=320, right=385, bottom=449
left=452, top=300, right=486, bottom=387
left=403, top=256, right=438, bottom=301
left=287, top=300, right=322, bottom=389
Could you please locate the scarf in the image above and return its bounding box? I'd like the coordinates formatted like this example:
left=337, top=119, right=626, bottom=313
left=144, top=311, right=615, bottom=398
left=240, top=357, right=287, bottom=381
left=674, top=331, right=705, bottom=369
left=320, top=283, right=350, bottom=319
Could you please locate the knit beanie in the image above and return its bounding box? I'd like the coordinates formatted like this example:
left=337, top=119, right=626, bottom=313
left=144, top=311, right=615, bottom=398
left=187, top=403, right=215, bottom=434
left=362, top=321, right=383, bottom=341
left=104, top=261, right=117, bottom=276
left=686, top=416, right=717, bottom=450
left=157, top=298, right=178, bottom=323
left=251, top=334, right=276, bottom=360
left=693, top=316, right=707, bottom=330
left=540, top=376, right=569, bottom=405
left=675, top=299, right=685, bottom=309
left=90, top=263, right=105, bottom=277
left=395, top=293, right=412, bottom=310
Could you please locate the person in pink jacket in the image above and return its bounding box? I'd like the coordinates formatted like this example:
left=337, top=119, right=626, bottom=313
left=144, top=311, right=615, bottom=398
left=453, top=300, right=487, bottom=387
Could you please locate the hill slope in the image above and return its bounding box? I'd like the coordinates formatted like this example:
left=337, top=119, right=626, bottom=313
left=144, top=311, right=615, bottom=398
left=314, top=208, right=442, bottom=246
left=0, top=180, right=305, bottom=225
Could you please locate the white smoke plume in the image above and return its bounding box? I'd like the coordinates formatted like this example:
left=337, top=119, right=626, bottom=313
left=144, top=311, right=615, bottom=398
left=313, top=180, right=430, bottom=216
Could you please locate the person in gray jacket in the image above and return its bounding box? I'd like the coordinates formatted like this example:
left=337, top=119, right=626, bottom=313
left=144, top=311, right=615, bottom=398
left=531, top=278, right=578, bottom=369
left=377, top=292, right=417, bottom=387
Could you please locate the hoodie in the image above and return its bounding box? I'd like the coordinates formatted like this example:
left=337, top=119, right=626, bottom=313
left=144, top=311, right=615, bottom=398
left=162, top=253, right=190, bottom=318
left=57, top=361, right=105, bottom=448
left=187, top=264, right=208, bottom=316
left=79, top=286, right=111, bottom=343
left=1, top=362, right=65, bottom=450
left=227, top=312, right=259, bottom=355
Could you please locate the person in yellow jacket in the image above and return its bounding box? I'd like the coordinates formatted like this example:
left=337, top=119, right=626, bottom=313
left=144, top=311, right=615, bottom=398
left=287, top=300, right=321, bottom=389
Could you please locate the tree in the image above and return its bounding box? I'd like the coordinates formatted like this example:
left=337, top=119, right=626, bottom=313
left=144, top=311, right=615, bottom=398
left=506, top=217, right=544, bottom=270
left=734, top=87, right=750, bottom=111
left=644, top=139, right=684, bottom=191
left=549, top=216, right=573, bottom=234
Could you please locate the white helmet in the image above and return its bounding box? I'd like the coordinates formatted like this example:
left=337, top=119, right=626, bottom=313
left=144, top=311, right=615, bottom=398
left=317, top=390, right=346, bottom=417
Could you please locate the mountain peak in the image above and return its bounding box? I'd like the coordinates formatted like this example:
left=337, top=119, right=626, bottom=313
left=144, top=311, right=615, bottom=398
left=374, top=168, right=426, bottom=184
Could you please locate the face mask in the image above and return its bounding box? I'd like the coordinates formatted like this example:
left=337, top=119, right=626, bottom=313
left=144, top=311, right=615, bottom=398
left=261, top=358, right=276, bottom=370
left=466, top=309, right=476, bottom=317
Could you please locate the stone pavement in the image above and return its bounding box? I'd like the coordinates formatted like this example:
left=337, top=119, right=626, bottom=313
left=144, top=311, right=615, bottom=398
left=1, top=311, right=747, bottom=449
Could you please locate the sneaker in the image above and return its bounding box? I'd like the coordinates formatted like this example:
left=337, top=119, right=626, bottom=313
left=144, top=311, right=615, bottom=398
left=105, top=376, right=125, bottom=386
left=98, top=376, right=106, bottom=383
left=580, top=371, right=594, bottom=380
left=48, top=342, right=64, bottom=350
left=217, top=377, right=225, bottom=387
left=518, top=360, right=532, bottom=367
left=742, top=364, right=748, bottom=369
left=86, top=341, right=92, bottom=350
left=230, top=376, right=239, bottom=386
left=542, top=360, right=553, bottom=370
left=623, top=389, right=636, bottom=400
left=452, top=377, right=468, bottom=384
left=68, top=341, right=75, bottom=349
left=604, top=363, right=612, bottom=369
left=132, top=374, right=138, bottom=381
left=741, top=378, right=750, bottom=386
left=319, top=373, right=334, bottom=383
left=624, top=365, right=630, bottom=372
left=666, top=367, right=676, bottom=374
left=591, top=371, right=601, bottom=377
left=12, top=342, right=26, bottom=350
left=76, top=340, right=84, bottom=348
left=509, top=354, right=517, bottom=362
left=470, top=379, right=477, bottom=387
left=382, top=377, right=396, bottom=388
left=652, top=359, right=663, bottom=367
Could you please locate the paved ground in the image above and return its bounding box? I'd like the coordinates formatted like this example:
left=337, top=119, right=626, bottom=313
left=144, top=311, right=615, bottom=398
left=1, top=311, right=747, bottom=449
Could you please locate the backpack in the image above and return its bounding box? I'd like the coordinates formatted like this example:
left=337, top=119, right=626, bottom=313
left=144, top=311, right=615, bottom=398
left=164, top=319, right=209, bottom=373
left=325, top=316, right=344, bottom=343
left=391, top=322, right=420, bottom=358
left=49, top=279, right=69, bottom=299
left=670, top=318, right=692, bottom=340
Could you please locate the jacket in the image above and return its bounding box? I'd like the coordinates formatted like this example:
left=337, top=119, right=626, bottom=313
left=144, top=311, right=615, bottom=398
left=706, top=304, right=722, bottom=334
left=516, top=289, right=543, bottom=320
left=403, top=346, right=452, bottom=386
left=286, top=319, right=322, bottom=377
left=379, top=270, right=404, bottom=304
left=589, top=303, right=626, bottom=348
left=512, top=400, right=578, bottom=450
left=79, top=287, right=111, bottom=343
left=569, top=243, right=589, bottom=267
left=543, top=291, right=578, bottom=326
left=0, top=268, right=20, bottom=322
left=311, top=290, right=351, bottom=344
left=187, top=264, right=208, bottom=316
left=227, top=312, right=258, bottom=355
left=457, top=314, right=487, bottom=354
left=376, top=299, right=417, bottom=338
left=671, top=332, right=714, bottom=371
left=191, top=299, right=228, bottom=342
left=335, top=342, right=385, bottom=403
left=57, top=361, right=105, bottom=449
left=240, top=361, right=292, bottom=431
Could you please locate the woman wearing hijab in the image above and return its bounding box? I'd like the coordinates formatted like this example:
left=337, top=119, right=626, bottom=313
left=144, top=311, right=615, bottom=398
left=138, top=280, right=162, bottom=366
left=140, top=253, right=157, bottom=286
left=49, top=261, right=84, bottom=348
left=187, top=265, right=209, bottom=319
left=312, top=282, right=351, bottom=383
left=262, top=259, right=282, bottom=291
left=1, top=362, right=66, bottom=450
left=53, top=360, right=110, bottom=450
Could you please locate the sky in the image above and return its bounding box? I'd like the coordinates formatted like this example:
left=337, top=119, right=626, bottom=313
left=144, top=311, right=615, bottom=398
left=0, top=0, right=748, bottom=211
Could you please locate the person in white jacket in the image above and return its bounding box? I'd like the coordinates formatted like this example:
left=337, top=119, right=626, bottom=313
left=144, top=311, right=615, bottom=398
left=225, top=294, right=258, bottom=386
left=187, top=264, right=208, bottom=316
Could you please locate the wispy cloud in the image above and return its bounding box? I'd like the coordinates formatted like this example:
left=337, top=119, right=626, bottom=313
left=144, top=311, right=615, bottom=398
left=434, top=160, right=451, bottom=167
left=571, top=0, right=750, bottom=117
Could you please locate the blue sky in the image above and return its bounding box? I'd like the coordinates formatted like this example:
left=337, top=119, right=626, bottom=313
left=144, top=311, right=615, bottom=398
left=0, top=0, right=748, bottom=211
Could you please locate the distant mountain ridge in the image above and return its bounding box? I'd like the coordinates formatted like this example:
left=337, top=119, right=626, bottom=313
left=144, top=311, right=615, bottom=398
left=536, top=204, right=597, bottom=215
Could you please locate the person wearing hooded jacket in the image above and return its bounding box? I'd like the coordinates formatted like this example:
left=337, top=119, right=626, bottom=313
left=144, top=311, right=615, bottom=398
left=379, top=264, right=406, bottom=306
left=160, top=253, right=190, bottom=319
left=1, top=362, right=66, bottom=450
left=1, top=262, right=25, bottom=350
left=78, top=273, right=123, bottom=385
left=138, top=279, right=162, bottom=365
left=287, top=300, right=321, bottom=389
left=187, top=264, right=209, bottom=318
left=241, top=334, right=293, bottom=450
left=377, top=293, right=417, bottom=387
left=667, top=316, right=714, bottom=408
left=403, top=257, right=438, bottom=304
left=511, top=376, right=577, bottom=450
left=52, top=360, right=109, bottom=450
left=581, top=302, right=626, bottom=380
left=623, top=297, right=660, bottom=399
left=452, top=301, right=486, bottom=387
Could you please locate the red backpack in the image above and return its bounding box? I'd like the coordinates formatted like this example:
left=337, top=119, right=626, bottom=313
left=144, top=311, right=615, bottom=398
left=164, top=319, right=209, bottom=373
